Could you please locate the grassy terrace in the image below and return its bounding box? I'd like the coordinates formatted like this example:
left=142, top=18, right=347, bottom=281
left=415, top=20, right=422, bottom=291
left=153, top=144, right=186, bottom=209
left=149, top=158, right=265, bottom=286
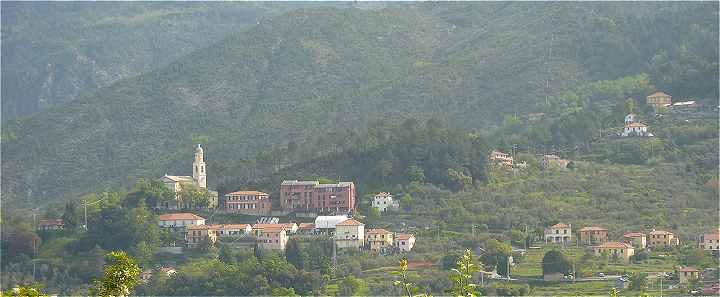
left=512, top=245, right=683, bottom=296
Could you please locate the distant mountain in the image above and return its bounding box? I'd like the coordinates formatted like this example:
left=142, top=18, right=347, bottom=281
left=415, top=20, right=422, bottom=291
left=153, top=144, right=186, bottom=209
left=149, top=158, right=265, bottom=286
left=2, top=3, right=717, bottom=209
left=0, top=2, right=336, bottom=120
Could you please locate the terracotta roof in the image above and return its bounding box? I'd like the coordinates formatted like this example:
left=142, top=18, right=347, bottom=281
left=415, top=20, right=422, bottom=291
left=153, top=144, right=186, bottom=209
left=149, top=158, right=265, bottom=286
left=225, top=190, right=269, bottom=196
left=337, top=219, right=364, bottom=226
left=159, top=213, right=205, bottom=221
left=550, top=223, right=571, bottom=229
left=678, top=267, right=699, bottom=272
left=367, top=228, right=392, bottom=235
left=650, top=230, right=674, bottom=235
left=623, top=232, right=646, bottom=238
left=257, top=225, right=287, bottom=233
left=216, top=224, right=251, bottom=230
left=648, top=91, right=670, bottom=97
left=579, top=226, right=607, bottom=232
left=298, top=223, right=315, bottom=230
left=396, top=233, right=415, bottom=240
left=597, top=242, right=633, bottom=249
left=253, top=223, right=296, bottom=230
left=38, top=219, right=64, bottom=226
left=625, top=122, right=647, bottom=128
left=703, top=231, right=720, bottom=241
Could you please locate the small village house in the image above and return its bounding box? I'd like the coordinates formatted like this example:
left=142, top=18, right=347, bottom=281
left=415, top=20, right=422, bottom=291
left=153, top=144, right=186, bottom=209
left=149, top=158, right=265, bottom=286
left=545, top=223, right=572, bottom=244
left=541, top=155, right=570, bottom=170
left=37, top=219, right=64, bottom=231
left=621, top=122, right=653, bottom=137
left=677, top=267, right=700, bottom=284
left=578, top=226, right=608, bottom=245
left=371, top=192, right=399, bottom=212
left=158, top=213, right=206, bottom=231
left=593, top=242, right=635, bottom=263
left=395, top=233, right=416, bottom=252
left=185, top=224, right=219, bottom=247
left=298, top=223, right=316, bottom=235
left=527, top=112, right=545, bottom=121
left=253, top=223, right=298, bottom=235
left=622, top=232, right=647, bottom=249
left=367, top=228, right=394, bottom=252
left=257, top=226, right=289, bottom=250
left=334, top=219, right=365, bottom=249
left=699, top=229, right=720, bottom=251
left=489, top=150, right=513, bottom=168
left=646, top=91, right=672, bottom=109
left=224, top=190, right=271, bottom=215
left=314, top=215, right=350, bottom=235
left=280, top=180, right=356, bottom=214
left=215, top=224, right=252, bottom=237
left=648, top=229, right=679, bottom=248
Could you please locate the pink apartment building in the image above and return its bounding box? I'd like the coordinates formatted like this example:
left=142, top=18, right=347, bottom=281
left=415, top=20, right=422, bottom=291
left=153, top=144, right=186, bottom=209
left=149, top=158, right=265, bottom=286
left=279, top=180, right=356, bottom=214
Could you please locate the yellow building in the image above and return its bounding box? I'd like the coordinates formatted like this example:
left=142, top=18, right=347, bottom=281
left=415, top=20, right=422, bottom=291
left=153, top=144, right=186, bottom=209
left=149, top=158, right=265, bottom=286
left=648, top=229, right=679, bottom=248
left=367, top=228, right=393, bottom=252
left=593, top=242, right=635, bottom=263
left=186, top=224, right=218, bottom=247
left=646, top=91, right=672, bottom=108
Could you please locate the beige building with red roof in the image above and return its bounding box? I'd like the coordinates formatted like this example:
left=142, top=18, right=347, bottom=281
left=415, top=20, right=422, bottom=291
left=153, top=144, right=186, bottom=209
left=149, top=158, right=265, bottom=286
left=158, top=213, right=206, bottom=230
left=257, top=226, right=289, bottom=250
left=367, top=228, right=394, bottom=252
left=578, top=226, right=608, bottom=245
left=489, top=150, right=514, bottom=168
left=545, top=223, right=572, bottom=244
left=185, top=224, right=218, bottom=247
left=298, top=223, right=316, bottom=234
left=699, top=229, right=720, bottom=251
left=622, top=232, right=647, bottom=249
left=335, top=219, right=365, bottom=249
left=646, top=91, right=672, bottom=108
left=593, top=242, right=635, bottom=263
left=253, top=223, right=298, bottom=235
left=678, top=267, right=700, bottom=284
left=395, top=233, right=416, bottom=252
left=224, top=190, right=271, bottom=215
left=648, top=229, right=679, bottom=248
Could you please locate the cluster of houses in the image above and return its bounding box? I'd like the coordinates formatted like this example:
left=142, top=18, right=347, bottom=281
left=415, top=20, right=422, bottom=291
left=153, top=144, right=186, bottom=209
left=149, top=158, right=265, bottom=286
left=489, top=150, right=570, bottom=170
left=158, top=212, right=415, bottom=254
left=544, top=223, right=719, bottom=285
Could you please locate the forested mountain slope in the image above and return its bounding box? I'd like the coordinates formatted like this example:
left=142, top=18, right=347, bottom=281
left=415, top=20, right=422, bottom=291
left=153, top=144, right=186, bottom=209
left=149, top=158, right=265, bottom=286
left=2, top=3, right=717, bottom=209
left=0, top=2, right=328, bottom=120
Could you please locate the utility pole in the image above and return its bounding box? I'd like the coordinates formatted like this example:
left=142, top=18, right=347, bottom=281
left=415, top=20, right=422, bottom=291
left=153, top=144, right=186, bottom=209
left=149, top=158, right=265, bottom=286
left=82, top=198, right=106, bottom=231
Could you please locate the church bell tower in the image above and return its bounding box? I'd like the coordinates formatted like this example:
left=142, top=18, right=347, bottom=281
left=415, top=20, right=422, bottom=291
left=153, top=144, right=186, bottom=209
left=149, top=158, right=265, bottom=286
left=193, top=144, right=207, bottom=188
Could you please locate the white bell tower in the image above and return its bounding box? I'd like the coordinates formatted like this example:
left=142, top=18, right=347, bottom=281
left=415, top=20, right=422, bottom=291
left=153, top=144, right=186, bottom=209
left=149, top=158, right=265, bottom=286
left=193, top=144, right=207, bottom=189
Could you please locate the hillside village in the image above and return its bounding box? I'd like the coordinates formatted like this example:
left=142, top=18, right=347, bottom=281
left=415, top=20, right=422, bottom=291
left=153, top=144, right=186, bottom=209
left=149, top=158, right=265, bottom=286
left=28, top=91, right=719, bottom=296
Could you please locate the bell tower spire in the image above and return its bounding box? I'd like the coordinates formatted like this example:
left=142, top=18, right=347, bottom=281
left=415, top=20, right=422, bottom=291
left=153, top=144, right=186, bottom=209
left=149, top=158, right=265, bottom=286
left=193, top=144, right=206, bottom=188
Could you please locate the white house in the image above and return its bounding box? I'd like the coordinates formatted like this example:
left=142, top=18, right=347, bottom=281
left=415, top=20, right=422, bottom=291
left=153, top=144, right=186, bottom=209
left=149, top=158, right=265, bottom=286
left=372, top=192, right=399, bottom=212
left=215, top=224, right=253, bottom=237
left=621, top=122, right=653, bottom=137
left=158, top=213, right=206, bottom=230
left=395, top=233, right=416, bottom=252
left=545, top=223, right=572, bottom=244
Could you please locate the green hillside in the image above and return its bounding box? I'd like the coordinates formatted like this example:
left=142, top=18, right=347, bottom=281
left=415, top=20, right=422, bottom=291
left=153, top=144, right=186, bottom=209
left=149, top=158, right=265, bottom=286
left=0, top=2, right=336, bottom=120
left=2, top=3, right=717, bottom=209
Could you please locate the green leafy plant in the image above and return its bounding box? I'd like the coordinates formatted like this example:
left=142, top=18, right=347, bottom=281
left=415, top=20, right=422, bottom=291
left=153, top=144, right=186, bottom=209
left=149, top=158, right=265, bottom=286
left=90, top=251, right=141, bottom=297
left=449, top=249, right=481, bottom=297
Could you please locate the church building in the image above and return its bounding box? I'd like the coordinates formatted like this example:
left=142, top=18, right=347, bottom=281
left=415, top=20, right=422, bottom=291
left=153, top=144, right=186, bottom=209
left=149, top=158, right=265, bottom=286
left=158, top=144, right=218, bottom=210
